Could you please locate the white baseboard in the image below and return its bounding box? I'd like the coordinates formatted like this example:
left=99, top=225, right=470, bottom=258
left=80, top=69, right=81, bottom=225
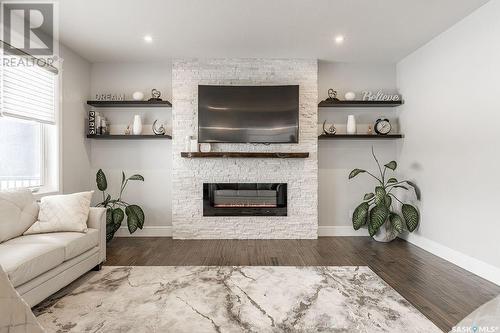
left=400, top=233, right=500, bottom=286
left=115, top=226, right=366, bottom=238
left=115, top=226, right=172, bottom=237
left=318, top=226, right=369, bottom=236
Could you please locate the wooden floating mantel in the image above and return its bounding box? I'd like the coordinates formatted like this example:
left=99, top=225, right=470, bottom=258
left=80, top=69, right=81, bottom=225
left=180, top=152, right=309, bottom=158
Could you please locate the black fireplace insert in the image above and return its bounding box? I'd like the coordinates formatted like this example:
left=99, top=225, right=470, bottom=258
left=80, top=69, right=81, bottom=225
left=203, top=183, right=287, bottom=216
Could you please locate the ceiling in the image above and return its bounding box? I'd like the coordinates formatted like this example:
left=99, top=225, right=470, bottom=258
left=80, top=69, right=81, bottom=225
left=58, top=0, right=489, bottom=63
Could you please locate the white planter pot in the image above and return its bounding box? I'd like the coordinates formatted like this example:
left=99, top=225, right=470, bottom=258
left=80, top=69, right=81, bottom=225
left=132, top=115, right=143, bottom=135
left=373, top=220, right=398, bottom=242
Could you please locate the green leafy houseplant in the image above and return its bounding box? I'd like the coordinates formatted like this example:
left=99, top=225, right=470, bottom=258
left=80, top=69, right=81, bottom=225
left=348, top=148, right=421, bottom=240
left=95, top=169, right=145, bottom=242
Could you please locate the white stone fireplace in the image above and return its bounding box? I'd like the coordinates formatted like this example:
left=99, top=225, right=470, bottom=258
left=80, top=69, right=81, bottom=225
left=172, top=59, right=318, bottom=239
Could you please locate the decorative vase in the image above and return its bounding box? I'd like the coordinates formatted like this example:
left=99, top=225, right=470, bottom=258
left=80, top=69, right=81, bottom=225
left=190, top=138, right=199, bottom=152
left=345, top=92, right=356, bottom=101
left=373, top=220, right=398, bottom=242
left=132, top=91, right=144, bottom=101
left=346, top=115, right=357, bottom=134
left=132, top=115, right=142, bottom=135
left=185, top=136, right=192, bottom=152
left=199, top=143, right=211, bottom=153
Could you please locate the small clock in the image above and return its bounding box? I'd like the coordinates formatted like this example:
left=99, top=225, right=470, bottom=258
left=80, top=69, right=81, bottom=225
left=374, top=118, right=391, bottom=135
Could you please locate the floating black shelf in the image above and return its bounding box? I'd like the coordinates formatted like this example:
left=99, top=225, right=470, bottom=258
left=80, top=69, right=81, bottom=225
left=318, top=134, right=404, bottom=140
left=86, top=100, right=172, bottom=108
left=318, top=100, right=402, bottom=108
left=87, top=134, right=172, bottom=140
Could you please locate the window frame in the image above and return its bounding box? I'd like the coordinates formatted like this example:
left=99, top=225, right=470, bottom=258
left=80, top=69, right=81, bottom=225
left=0, top=58, right=61, bottom=196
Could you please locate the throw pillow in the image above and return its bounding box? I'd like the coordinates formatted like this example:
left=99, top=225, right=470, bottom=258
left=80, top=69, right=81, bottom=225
left=24, top=191, right=93, bottom=235
left=0, top=189, right=39, bottom=243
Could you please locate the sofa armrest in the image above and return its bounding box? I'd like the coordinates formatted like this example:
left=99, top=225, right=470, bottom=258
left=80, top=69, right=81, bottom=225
left=87, top=207, right=106, bottom=263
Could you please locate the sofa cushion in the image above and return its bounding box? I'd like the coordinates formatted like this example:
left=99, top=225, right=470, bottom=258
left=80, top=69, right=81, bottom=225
left=24, top=191, right=93, bottom=235
left=8, top=229, right=99, bottom=261
left=0, top=242, right=65, bottom=287
left=0, top=189, right=38, bottom=243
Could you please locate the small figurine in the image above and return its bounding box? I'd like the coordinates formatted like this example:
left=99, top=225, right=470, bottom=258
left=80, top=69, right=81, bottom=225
left=367, top=125, right=373, bottom=135
left=322, top=120, right=336, bottom=135
left=124, top=125, right=131, bottom=135
left=327, top=88, right=340, bottom=101
left=149, top=88, right=162, bottom=101
left=152, top=120, right=166, bottom=135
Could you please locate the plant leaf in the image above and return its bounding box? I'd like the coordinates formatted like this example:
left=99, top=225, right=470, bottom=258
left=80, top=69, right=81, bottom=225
left=112, top=208, right=124, bottom=226
left=406, top=181, right=421, bottom=200
left=349, top=169, right=366, bottom=179
left=389, top=213, right=404, bottom=233
left=385, top=195, right=392, bottom=208
left=363, top=193, right=375, bottom=200
left=122, top=171, right=126, bottom=185
left=126, top=212, right=139, bottom=233
left=374, top=186, right=387, bottom=206
left=128, top=174, right=144, bottom=181
left=392, top=185, right=409, bottom=191
left=126, top=205, right=145, bottom=230
left=368, top=222, right=377, bottom=237
left=105, top=208, right=115, bottom=242
left=387, top=178, right=398, bottom=184
left=384, top=161, right=397, bottom=171
left=402, top=204, right=420, bottom=232
left=96, top=169, right=107, bottom=191
left=370, top=205, right=389, bottom=231
left=352, top=202, right=369, bottom=230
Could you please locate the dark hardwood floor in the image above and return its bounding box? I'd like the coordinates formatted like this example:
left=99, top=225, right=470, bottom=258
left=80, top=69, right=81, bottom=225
left=105, top=237, right=500, bottom=332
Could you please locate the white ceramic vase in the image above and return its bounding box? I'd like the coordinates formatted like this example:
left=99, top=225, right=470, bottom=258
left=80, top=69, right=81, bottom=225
left=185, top=136, right=192, bottom=152
left=346, top=115, right=357, bottom=134
left=132, top=115, right=142, bottom=135
left=132, top=91, right=144, bottom=101
left=345, top=92, right=356, bottom=101
left=190, top=138, right=199, bottom=152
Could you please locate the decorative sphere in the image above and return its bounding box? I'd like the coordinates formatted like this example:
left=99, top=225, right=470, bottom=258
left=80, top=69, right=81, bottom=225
left=345, top=92, right=356, bottom=101
left=132, top=91, right=144, bottom=101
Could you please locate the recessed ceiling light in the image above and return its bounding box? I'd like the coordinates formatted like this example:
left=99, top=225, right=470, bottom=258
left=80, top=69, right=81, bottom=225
left=335, top=35, right=345, bottom=44
left=143, top=35, right=153, bottom=43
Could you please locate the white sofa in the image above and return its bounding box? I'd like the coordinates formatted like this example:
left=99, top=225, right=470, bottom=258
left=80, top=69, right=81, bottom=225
left=0, top=190, right=106, bottom=307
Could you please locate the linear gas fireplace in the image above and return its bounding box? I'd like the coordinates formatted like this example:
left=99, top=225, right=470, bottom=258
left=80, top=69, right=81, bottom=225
left=203, top=183, right=287, bottom=216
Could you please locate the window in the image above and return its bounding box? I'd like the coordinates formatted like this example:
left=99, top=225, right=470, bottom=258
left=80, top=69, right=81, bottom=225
left=0, top=54, right=59, bottom=192
left=0, top=118, right=42, bottom=189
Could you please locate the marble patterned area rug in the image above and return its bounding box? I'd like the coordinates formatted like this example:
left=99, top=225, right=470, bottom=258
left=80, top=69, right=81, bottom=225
left=33, top=266, right=442, bottom=333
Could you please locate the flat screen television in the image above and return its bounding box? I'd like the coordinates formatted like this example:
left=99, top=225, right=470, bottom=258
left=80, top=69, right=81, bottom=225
left=198, top=85, right=299, bottom=143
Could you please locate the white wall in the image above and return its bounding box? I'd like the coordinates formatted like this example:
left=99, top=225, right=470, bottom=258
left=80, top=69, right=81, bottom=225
left=84, top=61, right=399, bottom=233
left=60, top=45, right=92, bottom=194
left=397, top=0, right=500, bottom=282
left=318, top=62, right=399, bottom=231
left=89, top=62, right=172, bottom=227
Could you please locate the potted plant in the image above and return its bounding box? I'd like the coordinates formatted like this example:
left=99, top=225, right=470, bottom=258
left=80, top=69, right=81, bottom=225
left=95, top=169, right=145, bottom=242
left=348, top=148, right=421, bottom=242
